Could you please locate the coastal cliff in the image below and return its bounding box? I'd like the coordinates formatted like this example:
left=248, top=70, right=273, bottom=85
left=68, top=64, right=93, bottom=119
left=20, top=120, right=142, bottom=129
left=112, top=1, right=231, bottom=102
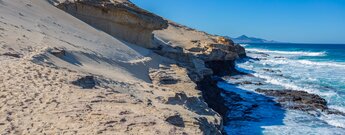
left=55, top=0, right=246, bottom=134
left=0, top=0, right=245, bottom=134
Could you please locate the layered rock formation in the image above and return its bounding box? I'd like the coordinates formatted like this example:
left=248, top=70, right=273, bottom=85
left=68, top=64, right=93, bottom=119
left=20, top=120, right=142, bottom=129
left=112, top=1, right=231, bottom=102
left=0, top=0, right=246, bottom=134
left=58, top=0, right=242, bottom=82
left=149, top=64, right=223, bottom=134
left=57, top=0, right=246, bottom=81
left=154, top=21, right=246, bottom=61
left=154, top=21, right=246, bottom=81
left=57, top=0, right=168, bottom=48
left=153, top=22, right=247, bottom=126
left=57, top=1, right=246, bottom=133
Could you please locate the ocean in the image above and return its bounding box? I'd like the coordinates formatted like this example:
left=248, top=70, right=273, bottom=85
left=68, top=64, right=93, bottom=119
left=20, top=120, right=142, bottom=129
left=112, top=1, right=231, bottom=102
left=221, top=43, right=345, bottom=135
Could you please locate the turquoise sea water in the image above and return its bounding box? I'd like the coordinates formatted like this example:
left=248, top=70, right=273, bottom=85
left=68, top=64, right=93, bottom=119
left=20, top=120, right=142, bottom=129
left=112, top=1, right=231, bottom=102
left=222, top=43, right=345, bottom=135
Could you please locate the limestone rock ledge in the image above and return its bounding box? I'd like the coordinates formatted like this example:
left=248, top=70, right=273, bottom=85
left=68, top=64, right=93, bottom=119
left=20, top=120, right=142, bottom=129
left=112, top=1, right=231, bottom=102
left=57, top=0, right=168, bottom=48
left=154, top=22, right=246, bottom=80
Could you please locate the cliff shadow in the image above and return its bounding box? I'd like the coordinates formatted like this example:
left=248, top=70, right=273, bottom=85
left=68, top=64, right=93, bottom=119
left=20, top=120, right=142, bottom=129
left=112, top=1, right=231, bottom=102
left=218, top=82, right=286, bottom=135
left=166, top=92, right=219, bottom=116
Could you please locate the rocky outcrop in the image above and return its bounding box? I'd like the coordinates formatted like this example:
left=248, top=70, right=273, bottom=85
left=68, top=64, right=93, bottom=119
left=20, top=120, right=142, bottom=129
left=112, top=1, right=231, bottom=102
left=154, top=35, right=245, bottom=81
left=256, top=89, right=345, bottom=116
left=153, top=28, right=246, bottom=127
left=149, top=64, right=223, bottom=134
left=57, top=0, right=168, bottom=48
left=153, top=21, right=246, bottom=82
left=155, top=21, right=246, bottom=61
left=159, top=35, right=245, bottom=126
left=152, top=44, right=213, bottom=82
left=199, top=37, right=246, bottom=61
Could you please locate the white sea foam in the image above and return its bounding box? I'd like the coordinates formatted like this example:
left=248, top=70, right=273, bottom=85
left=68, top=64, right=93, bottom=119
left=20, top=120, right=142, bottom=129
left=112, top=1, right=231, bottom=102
left=234, top=47, right=345, bottom=133
left=253, top=73, right=337, bottom=97
left=246, top=48, right=326, bottom=56
left=262, top=110, right=345, bottom=134
left=296, top=60, right=345, bottom=68
left=321, top=114, right=345, bottom=128
left=254, top=73, right=307, bottom=90
left=254, top=73, right=345, bottom=128
left=329, top=105, right=345, bottom=113
left=239, top=44, right=249, bottom=47
left=262, top=58, right=345, bottom=68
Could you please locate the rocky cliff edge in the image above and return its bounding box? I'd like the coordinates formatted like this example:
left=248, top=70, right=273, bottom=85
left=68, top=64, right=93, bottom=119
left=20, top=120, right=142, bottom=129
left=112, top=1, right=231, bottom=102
left=0, top=0, right=245, bottom=134
left=55, top=0, right=246, bottom=134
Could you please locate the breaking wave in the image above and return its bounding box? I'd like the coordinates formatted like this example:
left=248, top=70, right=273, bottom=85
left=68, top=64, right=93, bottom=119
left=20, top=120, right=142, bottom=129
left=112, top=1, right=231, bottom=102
left=262, top=59, right=345, bottom=68
left=246, top=48, right=326, bottom=56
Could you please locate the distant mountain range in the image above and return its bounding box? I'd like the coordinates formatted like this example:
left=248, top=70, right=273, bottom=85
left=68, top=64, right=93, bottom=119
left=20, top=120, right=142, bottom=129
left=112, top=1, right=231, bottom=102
left=228, top=35, right=281, bottom=44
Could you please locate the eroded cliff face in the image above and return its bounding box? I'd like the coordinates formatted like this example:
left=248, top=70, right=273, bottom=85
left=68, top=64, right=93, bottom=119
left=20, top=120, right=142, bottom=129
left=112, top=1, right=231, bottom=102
left=57, top=0, right=168, bottom=48
left=149, top=64, right=223, bottom=135
left=155, top=21, right=246, bottom=60
left=53, top=0, right=246, bottom=134
left=154, top=21, right=246, bottom=81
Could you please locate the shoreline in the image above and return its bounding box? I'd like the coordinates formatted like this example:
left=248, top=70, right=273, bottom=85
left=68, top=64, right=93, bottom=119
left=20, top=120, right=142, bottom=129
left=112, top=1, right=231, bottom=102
left=1, top=0, right=344, bottom=134
left=221, top=47, right=345, bottom=133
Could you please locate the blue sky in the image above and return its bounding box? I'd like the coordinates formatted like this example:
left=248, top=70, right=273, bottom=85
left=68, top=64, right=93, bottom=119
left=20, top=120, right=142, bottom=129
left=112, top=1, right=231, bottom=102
left=131, top=0, right=345, bottom=44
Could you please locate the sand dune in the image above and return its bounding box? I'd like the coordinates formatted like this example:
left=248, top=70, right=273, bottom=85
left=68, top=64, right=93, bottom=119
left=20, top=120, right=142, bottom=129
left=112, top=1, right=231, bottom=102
left=0, top=0, right=225, bottom=134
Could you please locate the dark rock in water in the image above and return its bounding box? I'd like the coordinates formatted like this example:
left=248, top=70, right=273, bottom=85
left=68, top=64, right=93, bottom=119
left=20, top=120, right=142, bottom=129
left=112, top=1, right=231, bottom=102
left=2, top=52, right=22, bottom=58
left=274, top=56, right=285, bottom=59
left=254, top=82, right=264, bottom=85
left=247, top=56, right=260, bottom=61
left=255, top=89, right=331, bottom=115
left=235, top=81, right=264, bottom=86
left=263, top=69, right=282, bottom=73
left=243, top=74, right=255, bottom=77
left=165, top=115, right=185, bottom=127
left=277, top=74, right=284, bottom=77
left=247, top=51, right=269, bottom=57
left=258, top=58, right=268, bottom=60
left=263, top=68, right=275, bottom=73
left=235, top=81, right=253, bottom=85
left=72, top=76, right=97, bottom=89
left=327, top=108, right=345, bottom=116
left=50, top=47, right=66, bottom=57
left=261, top=54, right=269, bottom=57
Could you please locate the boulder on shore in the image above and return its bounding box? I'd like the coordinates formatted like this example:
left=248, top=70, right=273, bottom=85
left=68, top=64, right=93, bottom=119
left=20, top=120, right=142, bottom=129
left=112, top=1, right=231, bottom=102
left=256, top=89, right=345, bottom=116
